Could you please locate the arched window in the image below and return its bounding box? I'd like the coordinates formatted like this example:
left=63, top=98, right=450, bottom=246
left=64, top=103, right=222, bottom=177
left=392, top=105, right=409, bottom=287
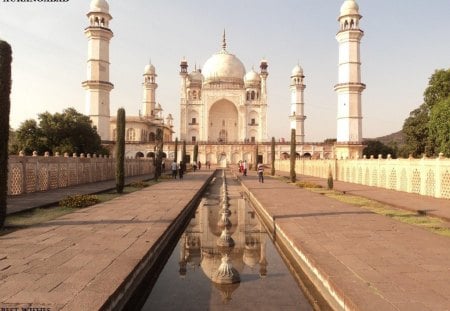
left=126, top=128, right=135, bottom=141
left=256, top=91, right=260, bottom=99
left=100, top=18, right=105, bottom=27
left=149, top=132, right=156, bottom=142
left=344, top=20, right=349, bottom=29
left=246, top=92, right=250, bottom=100
left=192, top=90, right=197, bottom=100
left=350, top=19, right=355, bottom=29
left=251, top=91, right=255, bottom=100
left=94, top=17, right=99, bottom=26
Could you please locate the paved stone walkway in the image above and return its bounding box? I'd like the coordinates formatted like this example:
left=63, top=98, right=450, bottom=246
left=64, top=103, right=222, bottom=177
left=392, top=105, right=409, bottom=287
left=6, top=173, right=156, bottom=215
left=0, top=170, right=214, bottom=310
left=238, top=170, right=450, bottom=311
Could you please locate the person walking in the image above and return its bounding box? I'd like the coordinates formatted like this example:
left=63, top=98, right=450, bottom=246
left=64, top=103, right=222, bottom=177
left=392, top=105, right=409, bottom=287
left=257, top=162, right=264, bottom=183
left=243, top=160, right=248, bottom=176
left=198, top=161, right=201, bottom=170
left=179, top=161, right=185, bottom=179
left=171, top=161, right=177, bottom=179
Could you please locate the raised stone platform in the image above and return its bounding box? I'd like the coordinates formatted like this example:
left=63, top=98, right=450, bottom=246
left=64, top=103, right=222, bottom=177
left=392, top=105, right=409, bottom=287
left=238, top=170, right=450, bottom=311
left=0, top=170, right=214, bottom=310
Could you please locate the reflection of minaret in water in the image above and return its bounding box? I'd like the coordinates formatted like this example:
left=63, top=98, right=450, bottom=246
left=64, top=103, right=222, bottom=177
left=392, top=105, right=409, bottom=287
left=259, top=224, right=268, bottom=278
left=178, top=234, right=187, bottom=278
left=213, top=170, right=240, bottom=285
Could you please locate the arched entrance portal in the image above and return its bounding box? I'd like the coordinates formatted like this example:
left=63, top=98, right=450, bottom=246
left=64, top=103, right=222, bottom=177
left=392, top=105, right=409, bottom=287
left=209, top=99, right=238, bottom=143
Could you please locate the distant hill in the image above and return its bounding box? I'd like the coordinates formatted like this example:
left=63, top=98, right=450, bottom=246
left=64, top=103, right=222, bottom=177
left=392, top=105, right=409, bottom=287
left=364, top=130, right=405, bottom=145
left=376, top=130, right=405, bottom=145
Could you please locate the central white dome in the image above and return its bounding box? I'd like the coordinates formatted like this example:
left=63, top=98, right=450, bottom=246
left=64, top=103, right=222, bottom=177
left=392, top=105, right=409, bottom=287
left=202, top=50, right=246, bottom=84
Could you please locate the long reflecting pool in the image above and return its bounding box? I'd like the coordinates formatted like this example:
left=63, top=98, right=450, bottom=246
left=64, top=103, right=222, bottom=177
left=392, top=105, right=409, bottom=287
left=141, top=170, right=313, bottom=310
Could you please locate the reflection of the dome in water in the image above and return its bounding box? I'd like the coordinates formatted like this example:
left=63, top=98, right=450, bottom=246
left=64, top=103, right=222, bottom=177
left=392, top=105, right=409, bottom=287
left=142, top=170, right=313, bottom=310
left=178, top=196, right=268, bottom=294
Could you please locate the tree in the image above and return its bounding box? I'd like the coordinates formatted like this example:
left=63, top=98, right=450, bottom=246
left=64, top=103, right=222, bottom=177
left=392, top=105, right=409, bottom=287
left=8, top=127, right=19, bottom=155
left=182, top=140, right=186, bottom=163
left=0, top=40, right=12, bottom=228
left=271, top=137, right=275, bottom=176
left=290, top=129, right=296, bottom=183
left=423, top=69, right=450, bottom=109
left=254, top=144, right=259, bottom=170
left=115, top=108, right=125, bottom=193
left=174, top=137, right=178, bottom=163
left=15, top=108, right=107, bottom=156
left=15, top=119, right=46, bottom=155
left=402, top=69, right=450, bottom=157
left=154, top=128, right=163, bottom=181
left=193, top=142, right=198, bottom=163
left=428, top=97, right=450, bottom=157
left=363, top=140, right=396, bottom=158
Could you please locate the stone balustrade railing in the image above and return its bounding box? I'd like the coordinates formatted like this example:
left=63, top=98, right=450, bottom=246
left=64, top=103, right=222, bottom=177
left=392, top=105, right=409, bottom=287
left=7, top=153, right=155, bottom=196
left=275, top=155, right=450, bottom=199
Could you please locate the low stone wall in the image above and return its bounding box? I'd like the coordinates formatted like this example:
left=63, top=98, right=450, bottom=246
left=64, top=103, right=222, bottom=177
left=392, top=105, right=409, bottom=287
left=7, top=155, right=154, bottom=195
left=275, top=156, right=450, bottom=199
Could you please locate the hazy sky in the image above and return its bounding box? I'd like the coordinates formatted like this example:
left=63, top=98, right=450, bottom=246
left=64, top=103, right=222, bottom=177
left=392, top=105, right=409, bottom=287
left=1, top=0, right=449, bottom=141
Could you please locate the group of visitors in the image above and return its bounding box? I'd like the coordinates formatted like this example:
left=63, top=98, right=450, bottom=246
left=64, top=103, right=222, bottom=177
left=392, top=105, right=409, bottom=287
left=171, top=161, right=187, bottom=179
left=238, top=160, right=248, bottom=176
left=192, top=161, right=202, bottom=172
left=238, top=160, right=265, bottom=183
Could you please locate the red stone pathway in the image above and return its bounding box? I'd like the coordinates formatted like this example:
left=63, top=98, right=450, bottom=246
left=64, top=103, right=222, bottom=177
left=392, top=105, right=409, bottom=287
left=238, top=171, right=450, bottom=311
left=0, top=170, right=214, bottom=310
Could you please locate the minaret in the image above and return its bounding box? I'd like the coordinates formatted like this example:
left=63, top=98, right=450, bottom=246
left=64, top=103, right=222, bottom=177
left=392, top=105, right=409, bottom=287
left=334, top=0, right=365, bottom=158
left=179, top=58, right=188, bottom=140
left=82, top=0, right=114, bottom=141
left=142, top=62, right=157, bottom=119
left=259, top=59, right=269, bottom=142
left=289, top=64, right=306, bottom=143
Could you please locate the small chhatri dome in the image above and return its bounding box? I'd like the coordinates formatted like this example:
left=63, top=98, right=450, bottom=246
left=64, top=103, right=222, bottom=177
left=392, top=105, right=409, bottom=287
left=189, top=69, right=203, bottom=82
left=291, top=64, right=304, bottom=77
left=90, top=0, right=109, bottom=13
left=340, top=0, right=359, bottom=16
left=244, top=69, right=261, bottom=82
left=144, top=63, right=155, bottom=75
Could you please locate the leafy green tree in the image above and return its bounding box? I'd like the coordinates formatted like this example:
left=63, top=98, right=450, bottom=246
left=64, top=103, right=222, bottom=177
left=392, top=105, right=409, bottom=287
left=16, top=119, right=46, bottom=155
left=363, top=140, right=396, bottom=158
left=428, top=97, right=450, bottom=156
left=8, top=127, right=19, bottom=155
left=402, top=106, right=429, bottom=157
left=0, top=40, right=12, bottom=228
left=15, top=108, right=106, bottom=155
left=424, top=69, right=450, bottom=109
left=402, top=69, right=450, bottom=157
left=115, top=108, right=126, bottom=193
